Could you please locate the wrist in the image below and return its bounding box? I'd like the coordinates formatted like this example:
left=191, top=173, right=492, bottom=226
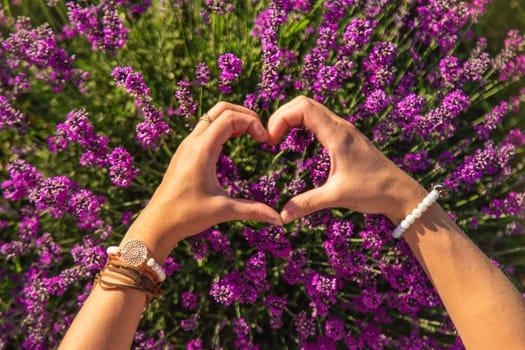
left=383, top=174, right=428, bottom=225
left=121, top=206, right=187, bottom=264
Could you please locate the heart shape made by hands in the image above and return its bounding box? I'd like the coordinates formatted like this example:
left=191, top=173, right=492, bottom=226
left=214, top=96, right=411, bottom=227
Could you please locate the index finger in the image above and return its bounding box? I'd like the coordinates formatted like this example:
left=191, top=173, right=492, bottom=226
left=202, top=110, right=268, bottom=156
left=193, top=101, right=259, bottom=137
left=266, top=96, right=342, bottom=146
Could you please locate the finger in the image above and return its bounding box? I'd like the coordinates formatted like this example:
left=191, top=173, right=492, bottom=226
left=266, top=96, right=341, bottom=146
left=192, top=112, right=215, bottom=136
left=193, top=101, right=259, bottom=137
left=280, top=185, right=333, bottom=224
left=220, top=197, right=283, bottom=226
left=203, top=110, right=268, bottom=153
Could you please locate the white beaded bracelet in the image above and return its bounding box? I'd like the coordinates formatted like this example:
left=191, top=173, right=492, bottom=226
left=392, top=184, right=446, bottom=239
left=106, top=239, right=167, bottom=281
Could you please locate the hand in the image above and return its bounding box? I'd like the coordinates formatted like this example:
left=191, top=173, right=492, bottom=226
left=267, top=96, right=427, bottom=224
left=124, top=102, right=282, bottom=262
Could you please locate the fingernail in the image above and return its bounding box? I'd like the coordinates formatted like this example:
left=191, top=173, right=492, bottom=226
left=268, top=217, right=282, bottom=226
left=281, top=209, right=295, bottom=223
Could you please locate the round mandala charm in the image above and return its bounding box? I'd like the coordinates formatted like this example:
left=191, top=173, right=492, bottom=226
left=120, top=239, right=148, bottom=266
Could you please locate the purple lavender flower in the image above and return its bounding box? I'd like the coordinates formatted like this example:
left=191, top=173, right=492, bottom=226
left=108, top=146, right=140, bottom=187
left=18, top=215, right=39, bottom=241
left=237, top=283, right=259, bottom=305
left=474, top=101, right=508, bottom=140
left=280, top=126, right=315, bottom=153
left=301, top=49, right=325, bottom=91
left=204, top=229, right=233, bottom=258
left=162, top=257, right=180, bottom=277
left=205, top=0, right=234, bottom=15
left=30, top=176, right=77, bottom=218
left=483, top=191, right=524, bottom=219
left=67, top=1, right=129, bottom=54
left=48, top=124, right=69, bottom=153
left=124, top=72, right=151, bottom=97
left=413, top=0, right=470, bottom=52
left=35, top=232, right=63, bottom=267
left=370, top=41, right=397, bottom=66
left=187, top=339, right=203, bottom=350
left=464, top=52, right=490, bottom=82
left=100, top=1, right=129, bottom=53
left=313, top=64, right=343, bottom=99
left=189, top=235, right=209, bottom=260
left=418, top=89, right=470, bottom=140
left=3, top=17, right=86, bottom=91
left=209, top=272, right=240, bottom=306
left=263, top=295, right=287, bottom=317
left=1, top=240, right=30, bottom=259
left=325, top=316, right=345, bottom=341
left=180, top=313, right=200, bottom=331
left=174, top=80, right=197, bottom=118
left=0, top=95, right=28, bottom=134
left=494, top=30, right=525, bottom=81
left=252, top=1, right=291, bottom=107
left=244, top=251, right=267, bottom=285
left=365, top=89, right=388, bottom=114
left=216, top=155, right=238, bottom=188
left=194, top=62, right=210, bottom=86
left=362, top=42, right=397, bottom=91
left=218, top=53, right=243, bottom=93
left=182, top=291, right=199, bottom=310
left=395, top=93, right=425, bottom=123
left=70, top=189, right=105, bottom=230
left=243, top=93, right=259, bottom=110
left=447, top=138, right=517, bottom=189
left=393, top=150, right=433, bottom=173
left=111, top=66, right=132, bottom=86
left=66, top=2, right=102, bottom=50
left=242, top=226, right=291, bottom=258
left=136, top=102, right=171, bottom=149
left=286, top=178, right=306, bottom=196
left=294, top=311, right=316, bottom=341
left=200, top=9, right=210, bottom=25
left=308, top=272, right=338, bottom=301
left=342, top=18, right=376, bottom=55
left=250, top=174, right=280, bottom=207
left=70, top=236, right=106, bottom=276
left=80, top=134, right=110, bottom=167
left=309, top=148, right=331, bottom=186
left=438, top=56, right=463, bottom=87
left=49, top=109, right=110, bottom=167
left=233, top=317, right=259, bottom=349
left=469, top=0, right=492, bottom=21
left=62, top=109, right=94, bottom=145
left=326, top=219, right=354, bottom=239
left=1, top=159, right=42, bottom=201
left=356, top=287, right=382, bottom=311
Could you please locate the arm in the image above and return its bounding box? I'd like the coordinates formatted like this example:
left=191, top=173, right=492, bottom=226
left=267, top=96, right=525, bottom=350
left=399, top=195, right=525, bottom=350
left=59, top=102, right=282, bottom=350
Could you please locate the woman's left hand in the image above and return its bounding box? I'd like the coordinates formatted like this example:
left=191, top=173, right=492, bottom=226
left=123, top=102, right=282, bottom=262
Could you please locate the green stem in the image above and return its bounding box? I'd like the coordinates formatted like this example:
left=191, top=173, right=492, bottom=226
left=491, top=246, right=525, bottom=256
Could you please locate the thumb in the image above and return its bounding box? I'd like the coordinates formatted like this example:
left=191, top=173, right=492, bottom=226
left=281, top=186, right=333, bottom=224
left=222, top=197, right=283, bottom=226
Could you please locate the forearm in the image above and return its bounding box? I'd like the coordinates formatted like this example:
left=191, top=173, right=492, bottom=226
left=402, top=203, right=525, bottom=349
left=59, top=283, right=145, bottom=350
left=59, top=219, right=180, bottom=350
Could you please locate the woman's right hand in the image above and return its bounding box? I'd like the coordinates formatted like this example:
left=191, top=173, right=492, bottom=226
left=267, top=96, right=427, bottom=225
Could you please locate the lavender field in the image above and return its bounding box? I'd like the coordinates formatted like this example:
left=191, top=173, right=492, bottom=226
left=0, top=1, right=524, bottom=349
